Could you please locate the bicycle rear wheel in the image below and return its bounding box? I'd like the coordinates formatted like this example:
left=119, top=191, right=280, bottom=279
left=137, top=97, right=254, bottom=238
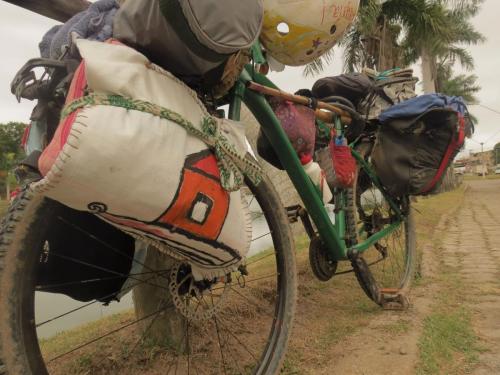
left=0, top=174, right=296, bottom=375
left=346, top=165, right=416, bottom=304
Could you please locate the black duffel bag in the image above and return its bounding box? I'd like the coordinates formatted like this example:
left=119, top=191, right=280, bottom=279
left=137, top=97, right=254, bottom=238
left=311, top=73, right=374, bottom=108
left=371, top=108, right=465, bottom=197
left=37, top=201, right=135, bottom=303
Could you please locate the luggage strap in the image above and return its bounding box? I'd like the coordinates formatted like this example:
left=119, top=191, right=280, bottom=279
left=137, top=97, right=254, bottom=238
left=61, top=93, right=263, bottom=191
left=420, top=113, right=465, bottom=194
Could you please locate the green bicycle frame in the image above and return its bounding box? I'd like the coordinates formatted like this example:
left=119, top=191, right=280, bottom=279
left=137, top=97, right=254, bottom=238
left=229, top=67, right=403, bottom=262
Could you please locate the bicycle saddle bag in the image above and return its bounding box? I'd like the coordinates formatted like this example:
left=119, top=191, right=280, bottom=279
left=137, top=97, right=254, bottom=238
left=113, top=0, right=263, bottom=90
left=371, top=107, right=465, bottom=197
left=32, top=39, right=262, bottom=280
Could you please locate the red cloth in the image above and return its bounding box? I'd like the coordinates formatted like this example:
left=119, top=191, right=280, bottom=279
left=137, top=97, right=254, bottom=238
left=330, top=142, right=356, bottom=188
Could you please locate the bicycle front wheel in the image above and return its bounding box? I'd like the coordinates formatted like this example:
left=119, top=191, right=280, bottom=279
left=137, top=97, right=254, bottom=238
left=346, top=165, right=416, bottom=303
left=0, top=174, right=296, bottom=375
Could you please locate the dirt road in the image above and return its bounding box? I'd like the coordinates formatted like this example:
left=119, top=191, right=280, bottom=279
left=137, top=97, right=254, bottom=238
left=301, top=179, right=500, bottom=374
left=444, top=179, right=500, bottom=374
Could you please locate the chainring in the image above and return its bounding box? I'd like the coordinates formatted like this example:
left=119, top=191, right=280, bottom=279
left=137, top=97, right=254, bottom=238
left=309, top=236, right=338, bottom=281
left=169, top=262, right=230, bottom=322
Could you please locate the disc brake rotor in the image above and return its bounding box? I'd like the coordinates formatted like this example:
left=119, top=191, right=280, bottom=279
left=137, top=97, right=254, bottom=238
left=169, top=262, right=230, bottom=321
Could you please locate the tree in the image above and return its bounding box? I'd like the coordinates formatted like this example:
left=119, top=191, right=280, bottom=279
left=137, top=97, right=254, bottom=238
left=307, top=0, right=484, bottom=94
left=436, top=61, right=480, bottom=103
left=0, top=122, right=26, bottom=198
left=0, top=122, right=26, bottom=170
left=400, top=0, right=485, bottom=93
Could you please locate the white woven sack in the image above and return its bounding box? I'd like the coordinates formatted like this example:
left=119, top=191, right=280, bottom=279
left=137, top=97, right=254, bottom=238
left=32, top=39, right=259, bottom=280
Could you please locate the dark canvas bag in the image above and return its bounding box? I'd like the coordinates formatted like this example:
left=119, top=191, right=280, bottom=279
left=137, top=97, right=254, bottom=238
left=371, top=108, right=465, bottom=196
left=358, top=76, right=418, bottom=120
left=113, top=0, right=263, bottom=87
left=311, top=73, right=374, bottom=107
left=37, top=201, right=135, bottom=303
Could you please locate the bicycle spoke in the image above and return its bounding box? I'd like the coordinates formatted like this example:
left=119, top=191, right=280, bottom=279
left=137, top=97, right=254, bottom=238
left=186, top=320, right=190, bottom=375
left=213, top=316, right=228, bottom=375
left=229, top=286, right=273, bottom=316
left=48, top=304, right=175, bottom=363
left=57, top=216, right=170, bottom=282
left=1, top=178, right=295, bottom=375
left=251, top=232, right=271, bottom=242
left=36, top=272, right=168, bottom=328
left=43, top=251, right=171, bottom=292
left=217, top=316, right=259, bottom=362
left=213, top=313, right=244, bottom=374
left=36, top=269, right=170, bottom=291
left=211, top=273, right=277, bottom=291
left=127, top=299, right=166, bottom=358
left=245, top=252, right=274, bottom=267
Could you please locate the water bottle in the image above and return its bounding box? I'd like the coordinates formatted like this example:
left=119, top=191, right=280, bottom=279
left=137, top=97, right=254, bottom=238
left=303, top=160, right=333, bottom=204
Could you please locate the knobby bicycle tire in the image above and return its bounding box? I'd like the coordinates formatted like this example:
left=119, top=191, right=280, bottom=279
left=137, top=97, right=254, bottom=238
left=0, top=174, right=297, bottom=375
left=346, top=163, right=416, bottom=303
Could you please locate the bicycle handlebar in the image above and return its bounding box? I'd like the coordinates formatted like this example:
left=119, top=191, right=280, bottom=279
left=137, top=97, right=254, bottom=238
left=245, top=81, right=361, bottom=125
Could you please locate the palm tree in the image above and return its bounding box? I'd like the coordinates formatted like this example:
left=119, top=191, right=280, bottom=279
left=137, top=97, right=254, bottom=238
left=305, top=0, right=485, bottom=95
left=334, top=0, right=454, bottom=75
left=399, top=0, right=485, bottom=92
left=436, top=61, right=480, bottom=103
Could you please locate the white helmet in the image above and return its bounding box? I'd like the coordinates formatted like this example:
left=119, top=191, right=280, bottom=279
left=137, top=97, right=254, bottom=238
left=260, top=0, right=360, bottom=66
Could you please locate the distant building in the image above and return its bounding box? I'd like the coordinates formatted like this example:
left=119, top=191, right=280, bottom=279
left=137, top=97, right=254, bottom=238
left=454, top=149, right=495, bottom=174
left=494, top=143, right=500, bottom=166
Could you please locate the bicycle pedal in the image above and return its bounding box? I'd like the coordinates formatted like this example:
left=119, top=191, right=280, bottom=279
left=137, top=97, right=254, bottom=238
left=285, top=205, right=315, bottom=239
left=285, top=205, right=301, bottom=223
left=381, top=291, right=410, bottom=310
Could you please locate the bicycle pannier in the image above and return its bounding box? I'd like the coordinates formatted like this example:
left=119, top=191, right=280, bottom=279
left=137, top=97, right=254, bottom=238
left=372, top=107, right=465, bottom=196
left=32, top=39, right=262, bottom=280
left=358, top=68, right=418, bottom=120
left=37, top=203, right=136, bottom=303
left=311, top=73, right=373, bottom=107
left=113, top=0, right=263, bottom=88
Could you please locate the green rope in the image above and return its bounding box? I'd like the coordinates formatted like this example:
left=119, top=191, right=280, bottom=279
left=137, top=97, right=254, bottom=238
left=61, top=93, right=262, bottom=191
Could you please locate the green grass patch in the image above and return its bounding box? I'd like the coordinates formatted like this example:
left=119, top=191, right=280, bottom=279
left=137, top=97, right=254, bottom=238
left=40, top=310, right=134, bottom=358
left=463, top=174, right=500, bottom=181
left=411, top=186, right=483, bottom=374
left=415, top=217, right=483, bottom=374
left=417, top=308, right=482, bottom=375
left=0, top=200, right=7, bottom=216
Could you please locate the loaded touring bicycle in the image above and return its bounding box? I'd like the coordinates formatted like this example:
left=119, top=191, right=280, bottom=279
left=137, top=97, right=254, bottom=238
left=0, top=0, right=470, bottom=373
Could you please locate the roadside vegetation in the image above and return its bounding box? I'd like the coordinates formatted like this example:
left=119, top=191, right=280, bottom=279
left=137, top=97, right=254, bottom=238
left=37, top=185, right=472, bottom=374
left=415, top=186, right=483, bottom=375
left=463, top=174, right=500, bottom=181
left=0, top=200, right=7, bottom=216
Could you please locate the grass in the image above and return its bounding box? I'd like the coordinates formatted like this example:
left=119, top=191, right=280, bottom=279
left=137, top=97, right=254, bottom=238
left=40, top=311, right=135, bottom=358
left=463, top=174, right=500, bottom=181
left=418, top=309, right=481, bottom=375
left=0, top=199, right=7, bottom=216
left=414, top=186, right=483, bottom=375
left=35, top=185, right=472, bottom=374
left=415, top=266, right=483, bottom=375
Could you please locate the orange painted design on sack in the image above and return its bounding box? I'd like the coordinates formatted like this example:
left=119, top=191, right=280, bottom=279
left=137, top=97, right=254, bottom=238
left=158, top=167, right=229, bottom=241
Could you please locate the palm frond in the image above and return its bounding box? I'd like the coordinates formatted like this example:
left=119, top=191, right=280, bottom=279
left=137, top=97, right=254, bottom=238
left=302, top=49, right=335, bottom=77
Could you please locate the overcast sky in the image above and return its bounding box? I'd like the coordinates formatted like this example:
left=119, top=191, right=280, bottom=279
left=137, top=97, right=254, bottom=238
left=1, top=0, right=499, bottom=155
